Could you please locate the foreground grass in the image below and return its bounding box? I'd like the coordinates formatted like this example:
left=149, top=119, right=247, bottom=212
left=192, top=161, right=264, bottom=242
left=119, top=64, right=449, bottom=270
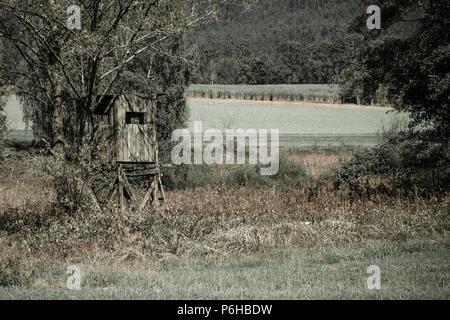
left=1, top=239, right=448, bottom=299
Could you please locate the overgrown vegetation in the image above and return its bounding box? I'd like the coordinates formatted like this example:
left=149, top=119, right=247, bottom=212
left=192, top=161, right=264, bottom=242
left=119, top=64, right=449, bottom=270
left=1, top=165, right=448, bottom=260
left=335, top=0, right=450, bottom=198
left=161, top=154, right=310, bottom=190
left=0, top=135, right=448, bottom=299
left=338, top=0, right=449, bottom=135
left=1, top=141, right=448, bottom=263
left=334, top=119, right=450, bottom=197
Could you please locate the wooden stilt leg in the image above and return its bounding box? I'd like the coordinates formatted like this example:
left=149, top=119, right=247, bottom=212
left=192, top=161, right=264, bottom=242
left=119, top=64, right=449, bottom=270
left=158, top=175, right=166, bottom=202
left=121, top=170, right=137, bottom=202
left=153, top=175, right=159, bottom=207
left=100, top=164, right=167, bottom=213
left=105, top=176, right=118, bottom=208
left=139, top=177, right=155, bottom=210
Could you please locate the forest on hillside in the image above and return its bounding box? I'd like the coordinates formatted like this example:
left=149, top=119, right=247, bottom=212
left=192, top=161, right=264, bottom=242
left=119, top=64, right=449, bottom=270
left=186, top=0, right=362, bottom=85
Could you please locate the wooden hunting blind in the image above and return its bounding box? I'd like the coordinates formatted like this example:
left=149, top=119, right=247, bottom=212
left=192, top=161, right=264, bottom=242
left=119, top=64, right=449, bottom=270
left=93, top=95, right=158, bottom=163
left=91, top=94, right=165, bottom=211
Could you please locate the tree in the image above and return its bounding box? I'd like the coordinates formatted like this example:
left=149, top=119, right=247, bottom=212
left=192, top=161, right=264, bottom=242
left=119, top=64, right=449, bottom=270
left=335, top=0, right=450, bottom=193
left=0, top=0, right=258, bottom=156
left=0, top=38, right=8, bottom=157
left=187, top=0, right=361, bottom=85
left=338, top=58, right=374, bottom=104
left=340, top=0, right=450, bottom=135
left=0, top=95, right=6, bottom=157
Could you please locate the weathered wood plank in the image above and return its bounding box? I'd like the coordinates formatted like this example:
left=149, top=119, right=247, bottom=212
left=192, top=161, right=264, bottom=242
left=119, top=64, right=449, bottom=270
left=158, top=175, right=166, bottom=202
left=125, top=169, right=160, bottom=177
left=121, top=169, right=137, bottom=202
left=152, top=176, right=159, bottom=207
left=139, top=179, right=155, bottom=210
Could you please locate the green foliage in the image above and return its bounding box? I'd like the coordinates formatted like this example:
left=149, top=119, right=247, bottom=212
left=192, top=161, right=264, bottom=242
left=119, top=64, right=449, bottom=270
left=335, top=1, right=450, bottom=195
left=0, top=258, right=30, bottom=287
left=188, top=0, right=361, bottom=85
left=333, top=128, right=450, bottom=197
left=274, top=156, right=312, bottom=187
left=337, top=59, right=374, bottom=104
left=40, top=141, right=114, bottom=215
left=161, top=154, right=310, bottom=190
left=117, top=36, right=191, bottom=142
left=340, top=0, right=450, bottom=134
left=0, top=205, right=137, bottom=256
left=225, top=165, right=268, bottom=187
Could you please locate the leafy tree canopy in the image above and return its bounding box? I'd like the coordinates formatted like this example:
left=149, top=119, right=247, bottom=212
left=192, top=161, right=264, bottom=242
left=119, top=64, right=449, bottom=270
left=341, top=0, right=449, bottom=135
left=0, top=0, right=256, bottom=151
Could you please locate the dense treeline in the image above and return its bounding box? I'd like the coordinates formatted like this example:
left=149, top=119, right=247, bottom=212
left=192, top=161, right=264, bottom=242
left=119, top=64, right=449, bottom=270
left=335, top=0, right=450, bottom=194
left=187, top=0, right=362, bottom=85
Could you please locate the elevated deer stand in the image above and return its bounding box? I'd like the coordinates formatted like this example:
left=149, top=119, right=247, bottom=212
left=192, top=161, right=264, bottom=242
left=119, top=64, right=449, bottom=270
left=104, top=163, right=166, bottom=212
left=92, top=94, right=166, bottom=212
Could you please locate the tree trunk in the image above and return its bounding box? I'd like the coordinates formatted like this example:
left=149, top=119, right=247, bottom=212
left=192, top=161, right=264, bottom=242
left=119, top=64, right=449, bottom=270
left=52, top=82, right=65, bottom=157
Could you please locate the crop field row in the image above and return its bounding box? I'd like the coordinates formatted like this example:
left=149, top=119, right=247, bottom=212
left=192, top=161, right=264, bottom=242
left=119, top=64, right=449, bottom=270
left=186, top=84, right=341, bottom=103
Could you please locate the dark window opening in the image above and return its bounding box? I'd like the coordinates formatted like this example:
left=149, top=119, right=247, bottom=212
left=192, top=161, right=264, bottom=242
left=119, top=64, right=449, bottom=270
left=126, top=112, right=145, bottom=125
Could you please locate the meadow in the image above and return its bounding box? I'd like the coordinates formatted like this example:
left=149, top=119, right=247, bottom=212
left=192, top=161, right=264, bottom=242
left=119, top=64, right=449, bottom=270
left=186, top=84, right=341, bottom=103
left=1, top=240, right=448, bottom=299
left=0, top=142, right=448, bottom=299
left=0, top=99, right=447, bottom=300
left=187, top=99, right=403, bottom=149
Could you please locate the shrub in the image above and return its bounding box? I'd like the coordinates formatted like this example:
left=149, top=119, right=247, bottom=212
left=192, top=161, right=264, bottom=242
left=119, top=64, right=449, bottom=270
left=159, top=140, right=197, bottom=190
left=225, top=165, right=270, bottom=187
left=0, top=258, right=30, bottom=287
left=333, top=124, right=450, bottom=197
left=272, top=156, right=311, bottom=187
left=162, top=156, right=310, bottom=190
left=0, top=205, right=143, bottom=256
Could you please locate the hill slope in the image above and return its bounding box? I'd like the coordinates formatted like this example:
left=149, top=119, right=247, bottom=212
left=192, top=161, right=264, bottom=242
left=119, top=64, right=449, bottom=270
left=187, top=0, right=362, bottom=85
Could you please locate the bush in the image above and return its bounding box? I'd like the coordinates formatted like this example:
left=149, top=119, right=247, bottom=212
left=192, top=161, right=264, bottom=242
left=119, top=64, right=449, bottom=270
left=0, top=205, right=143, bottom=256
left=159, top=140, right=196, bottom=190
left=273, top=156, right=311, bottom=187
left=333, top=125, right=450, bottom=197
left=0, top=258, right=30, bottom=287
left=225, top=165, right=270, bottom=187
left=161, top=155, right=310, bottom=190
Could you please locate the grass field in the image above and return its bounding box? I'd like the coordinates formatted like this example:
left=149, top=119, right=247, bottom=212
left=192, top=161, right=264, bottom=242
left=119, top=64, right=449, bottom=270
left=186, top=84, right=341, bottom=103
left=0, top=144, right=448, bottom=299
left=1, top=240, right=448, bottom=299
